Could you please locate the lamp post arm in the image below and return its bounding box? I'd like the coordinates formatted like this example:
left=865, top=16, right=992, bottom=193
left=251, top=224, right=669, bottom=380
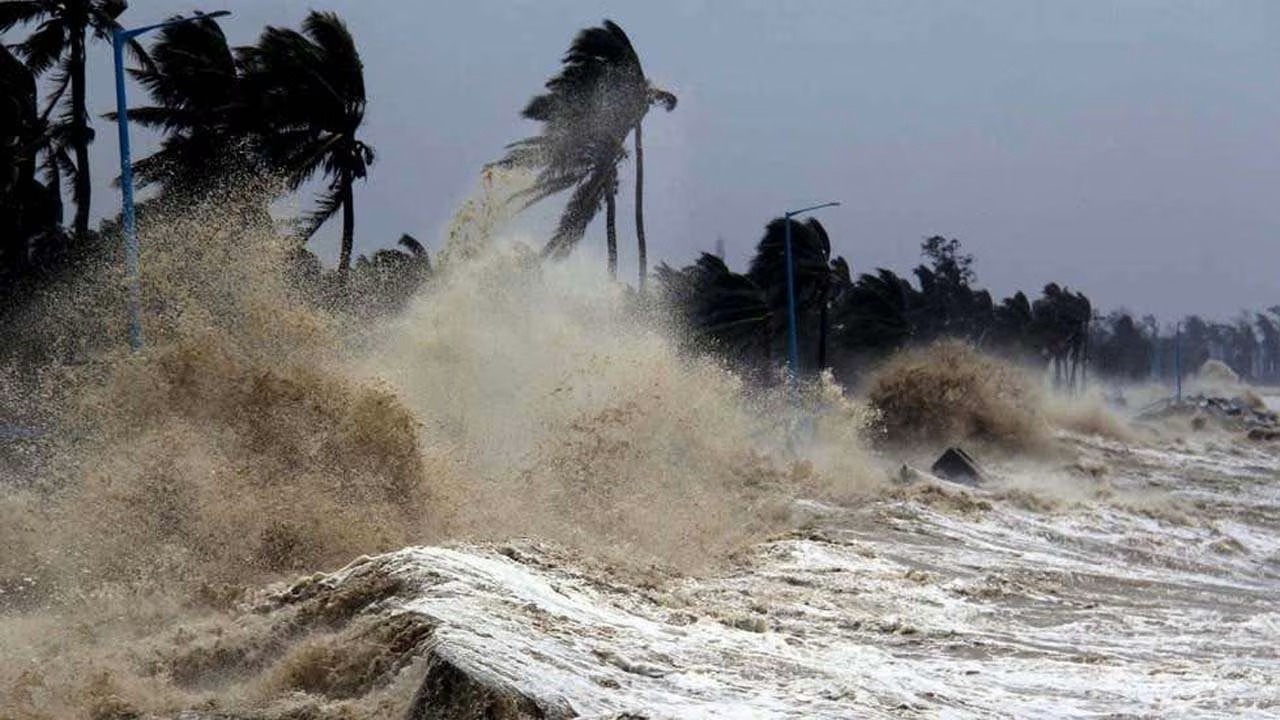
left=121, top=11, right=230, bottom=40
left=787, top=201, right=841, bottom=219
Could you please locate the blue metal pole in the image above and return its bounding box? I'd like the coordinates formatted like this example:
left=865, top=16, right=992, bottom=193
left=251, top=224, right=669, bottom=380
left=109, top=13, right=230, bottom=352
left=783, top=212, right=800, bottom=383
left=780, top=201, right=840, bottom=386
left=1174, top=322, right=1182, bottom=404
left=112, top=29, right=142, bottom=352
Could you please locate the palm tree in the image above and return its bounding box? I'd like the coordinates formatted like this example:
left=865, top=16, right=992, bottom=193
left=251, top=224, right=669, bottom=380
left=747, top=217, right=839, bottom=372
left=656, top=253, right=773, bottom=366
left=348, top=233, right=432, bottom=312
left=497, top=20, right=673, bottom=282
left=832, top=268, right=918, bottom=358
left=238, top=11, right=373, bottom=282
left=0, top=0, right=138, bottom=237
left=627, top=67, right=676, bottom=291
left=109, top=13, right=247, bottom=199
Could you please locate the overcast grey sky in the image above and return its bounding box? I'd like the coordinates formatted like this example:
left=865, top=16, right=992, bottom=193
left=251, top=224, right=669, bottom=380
left=52, top=1, right=1280, bottom=319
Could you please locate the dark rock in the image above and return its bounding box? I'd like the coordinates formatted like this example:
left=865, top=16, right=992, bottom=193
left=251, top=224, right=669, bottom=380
left=931, top=447, right=985, bottom=487
left=404, top=649, right=576, bottom=720
left=1247, top=427, right=1280, bottom=442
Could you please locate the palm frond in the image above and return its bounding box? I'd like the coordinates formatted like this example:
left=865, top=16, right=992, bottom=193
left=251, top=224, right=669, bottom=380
left=649, top=85, right=678, bottom=112
left=543, top=160, right=616, bottom=257
left=295, top=180, right=344, bottom=240
left=0, top=0, right=45, bottom=32
left=17, top=18, right=66, bottom=75
left=37, top=63, right=69, bottom=122
left=397, top=233, right=425, bottom=257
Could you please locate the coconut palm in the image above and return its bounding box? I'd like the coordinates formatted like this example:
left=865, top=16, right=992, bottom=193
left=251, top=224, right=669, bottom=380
left=832, top=268, right=918, bottom=358
left=747, top=217, right=842, bottom=371
left=498, top=20, right=673, bottom=283
left=238, top=11, right=373, bottom=282
left=629, top=73, right=676, bottom=292
left=656, top=253, right=773, bottom=365
left=0, top=0, right=141, bottom=237
left=108, top=13, right=246, bottom=198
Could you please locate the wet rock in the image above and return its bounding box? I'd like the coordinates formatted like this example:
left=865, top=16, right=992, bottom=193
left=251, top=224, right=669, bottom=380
left=930, top=447, right=985, bottom=487
left=1247, top=427, right=1280, bottom=442
left=405, top=650, right=576, bottom=719
left=896, top=464, right=931, bottom=485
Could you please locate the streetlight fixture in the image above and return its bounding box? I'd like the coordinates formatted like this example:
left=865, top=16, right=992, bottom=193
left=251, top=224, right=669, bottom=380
left=782, top=201, right=840, bottom=382
left=112, top=11, right=230, bottom=352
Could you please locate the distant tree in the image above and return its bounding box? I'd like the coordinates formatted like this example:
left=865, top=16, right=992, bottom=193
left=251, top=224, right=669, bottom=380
left=1256, top=313, right=1280, bottom=383
left=991, top=291, right=1034, bottom=355
left=630, top=70, right=676, bottom=292
left=239, top=11, right=374, bottom=282
left=910, top=237, right=993, bottom=342
left=1180, top=316, right=1212, bottom=375
left=655, top=253, right=773, bottom=370
left=920, top=235, right=975, bottom=286
left=830, top=268, right=917, bottom=362
left=1032, top=283, right=1091, bottom=391
left=0, top=0, right=141, bottom=237
left=1226, top=318, right=1259, bottom=380
left=1093, top=312, right=1151, bottom=381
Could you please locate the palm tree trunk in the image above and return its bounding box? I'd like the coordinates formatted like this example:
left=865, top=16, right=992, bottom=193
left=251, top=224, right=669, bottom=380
left=47, top=154, right=64, bottom=226
left=634, top=118, right=646, bottom=293
left=338, top=173, right=355, bottom=283
left=605, top=189, right=617, bottom=281
left=69, top=24, right=91, bottom=237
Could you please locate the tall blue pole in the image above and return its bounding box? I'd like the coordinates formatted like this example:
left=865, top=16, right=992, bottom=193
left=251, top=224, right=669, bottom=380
left=110, top=13, right=230, bottom=352
left=783, top=213, right=800, bottom=382
left=1174, top=322, right=1183, bottom=404
left=780, top=201, right=840, bottom=385
left=112, top=29, right=142, bottom=352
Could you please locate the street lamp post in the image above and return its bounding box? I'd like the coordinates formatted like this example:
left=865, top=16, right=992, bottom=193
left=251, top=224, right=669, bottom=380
left=112, top=11, right=229, bottom=352
left=1174, top=321, right=1183, bottom=404
left=782, top=201, right=840, bottom=383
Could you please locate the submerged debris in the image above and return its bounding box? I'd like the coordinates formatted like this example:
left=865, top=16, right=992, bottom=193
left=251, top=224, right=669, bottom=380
left=1137, top=393, right=1279, bottom=438
left=930, top=447, right=986, bottom=487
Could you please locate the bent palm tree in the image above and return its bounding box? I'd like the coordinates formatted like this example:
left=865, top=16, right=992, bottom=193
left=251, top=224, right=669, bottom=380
left=656, top=253, right=773, bottom=365
left=1, top=0, right=139, bottom=237
left=497, top=20, right=672, bottom=282
left=239, top=11, right=372, bottom=282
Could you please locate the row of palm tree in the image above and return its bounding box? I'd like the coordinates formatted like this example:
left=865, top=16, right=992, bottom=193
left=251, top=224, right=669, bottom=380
left=122, top=10, right=373, bottom=281
left=0, top=0, right=141, bottom=238
left=2, top=12, right=676, bottom=298
left=657, top=228, right=1098, bottom=390
left=0, top=4, right=373, bottom=283
left=1092, top=310, right=1280, bottom=386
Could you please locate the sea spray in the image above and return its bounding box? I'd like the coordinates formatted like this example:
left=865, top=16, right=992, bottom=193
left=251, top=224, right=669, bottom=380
left=0, top=182, right=879, bottom=718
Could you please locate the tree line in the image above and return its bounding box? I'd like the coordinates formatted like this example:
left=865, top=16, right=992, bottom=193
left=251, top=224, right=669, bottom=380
left=1, top=8, right=1272, bottom=390
left=655, top=224, right=1280, bottom=391
left=655, top=227, right=1096, bottom=391
left=1, top=3, right=411, bottom=314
